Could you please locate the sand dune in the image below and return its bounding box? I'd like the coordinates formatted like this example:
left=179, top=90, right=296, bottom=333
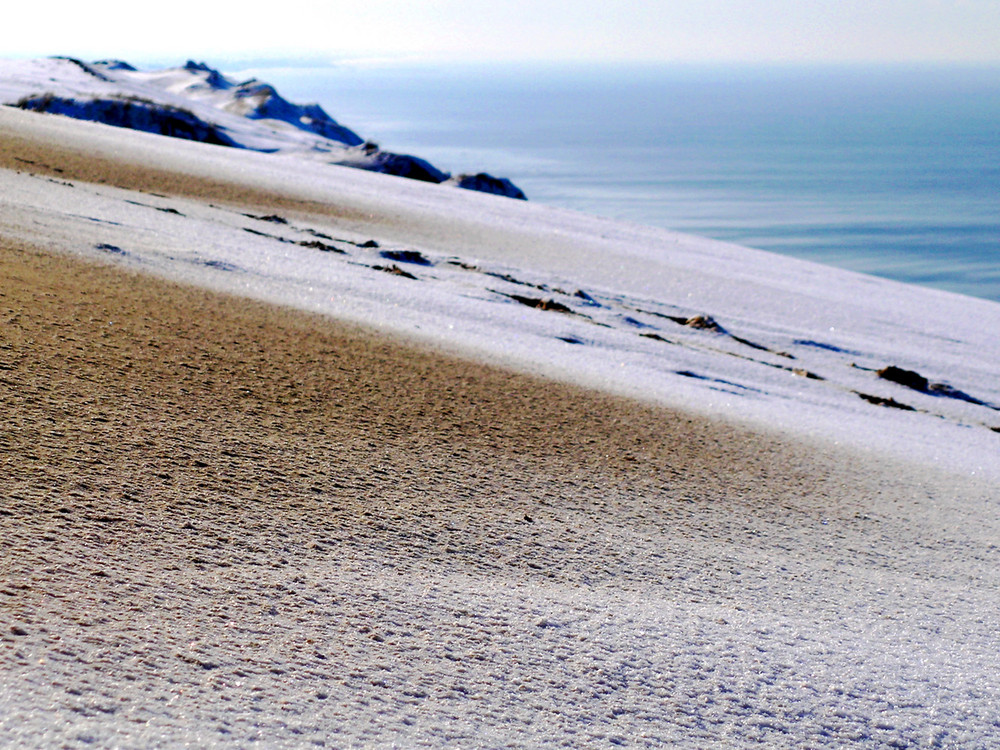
left=2, top=110, right=999, bottom=748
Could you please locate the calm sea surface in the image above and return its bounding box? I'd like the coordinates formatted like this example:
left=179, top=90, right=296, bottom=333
left=246, top=62, right=1000, bottom=303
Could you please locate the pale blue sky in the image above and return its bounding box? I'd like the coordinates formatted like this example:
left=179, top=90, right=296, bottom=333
left=6, top=0, right=999, bottom=64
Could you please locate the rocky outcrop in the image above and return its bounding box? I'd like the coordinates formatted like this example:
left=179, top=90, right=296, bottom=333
left=170, top=62, right=524, bottom=196
left=345, top=149, right=449, bottom=183
left=14, top=94, right=240, bottom=148
left=225, top=78, right=364, bottom=147
left=877, top=365, right=929, bottom=392
left=445, top=173, right=527, bottom=200
left=94, top=59, right=137, bottom=72
left=182, top=60, right=231, bottom=90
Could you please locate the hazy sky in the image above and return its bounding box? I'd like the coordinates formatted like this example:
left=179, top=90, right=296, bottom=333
left=6, top=0, right=1000, bottom=65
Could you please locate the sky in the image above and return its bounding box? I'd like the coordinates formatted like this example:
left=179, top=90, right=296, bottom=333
left=5, top=0, right=1000, bottom=65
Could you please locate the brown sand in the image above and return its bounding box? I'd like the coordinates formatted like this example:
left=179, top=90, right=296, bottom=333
left=0, top=237, right=919, bottom=746
left=1, top=122, right=985, bottom=746
left=2, top=237, right=864, bottom=584
left=0, top=120, right=375, bottom=225
left=0, top=240, right=826, bottom=735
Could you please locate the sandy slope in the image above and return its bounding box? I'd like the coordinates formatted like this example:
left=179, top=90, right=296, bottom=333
left=2, top=115, right=1000, bottom=748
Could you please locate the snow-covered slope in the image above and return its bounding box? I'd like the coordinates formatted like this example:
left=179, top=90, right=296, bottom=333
left=126, top=59, right=365, bottom=146
left=0, top=57, right=526, bottom=198
left=4, top=61, right=1000, bottom=750
left=0, top=101, right=997, bottom=481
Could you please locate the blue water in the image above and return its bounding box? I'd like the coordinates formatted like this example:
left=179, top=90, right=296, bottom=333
left=246, top=62, right=1000, bottom=303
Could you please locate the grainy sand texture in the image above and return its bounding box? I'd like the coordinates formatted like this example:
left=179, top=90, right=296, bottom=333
left=3, top=116, right=999, bottom=748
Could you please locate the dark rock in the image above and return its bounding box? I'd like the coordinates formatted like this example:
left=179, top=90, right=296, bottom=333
left=51, top=56, right=111, bottom=81
left=856, top=392, right=916, bottom=411
left=793, top=368, right=824, bottom=380
left=298, top=240, right=345, bottom=254
left=243, top=226, right=284, bottom=241
left=373, top=264, right=417, bottom=280
left=245, top=213, right=288, bottom=224
left=184, top=60, right=215, bottom=74
left=877, top=365, right=929, bottom=392
left=183, top=60, right=230, bottom=90
left=380, top=249, right=431, bottom=266
left=94, top=60, right=137, bottom=72
left=684, top=315, right=724, bottom=332
left=357, top=151, right=449, bottom=183
left=729, top=333, right=785, bottom=355
left=485, top=271, right=532, bottom=286
left=16, top=95, right=241, bottom=148
left=446, top=172, right=527, bottom=200
left=304, top=228, right=334, bottom=240
left=508, top=294, right=573, bottom=313
left=230, top=79, right=363, bottom=146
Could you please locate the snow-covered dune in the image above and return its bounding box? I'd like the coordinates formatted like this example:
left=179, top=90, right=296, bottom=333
left=1, top=96, right=996, bottom=479
left=0, top=57, right=526, bottom=198
left=2, top=58, right=1000, bottom=749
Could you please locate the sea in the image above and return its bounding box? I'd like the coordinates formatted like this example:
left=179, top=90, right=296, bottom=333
left=241, top=61, right=1000, bottom=303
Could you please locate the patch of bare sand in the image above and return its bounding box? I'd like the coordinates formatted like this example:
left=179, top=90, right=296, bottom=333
left=3, top=238, right=992, bottom=747
left=0, top=117, right=374, bottom=225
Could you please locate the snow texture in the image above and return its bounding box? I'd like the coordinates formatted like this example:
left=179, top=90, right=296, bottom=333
left=2, top=57, right=1000, bottom=749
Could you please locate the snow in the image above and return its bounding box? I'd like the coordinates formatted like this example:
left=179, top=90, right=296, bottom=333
left=1, top=96, right=996, bottom=481
left=2, top=58, right=1000, bottom=748
left=0, top=57, right=359, bottom=154
left=0, top=57, right=524, bottom=194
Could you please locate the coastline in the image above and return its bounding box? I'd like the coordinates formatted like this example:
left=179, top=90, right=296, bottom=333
left=245, top=60, right=1000, bottom=303
left=3, top=107, right=1000, bottom=746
